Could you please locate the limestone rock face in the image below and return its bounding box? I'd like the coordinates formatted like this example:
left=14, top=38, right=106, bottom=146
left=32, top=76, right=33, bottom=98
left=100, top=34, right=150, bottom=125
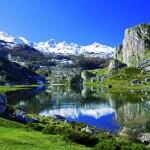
left=114, top=45, right=123, bottom=62
left=122, top=24, right=150, bottom=66
left=81, top=71, right=95, bottom=81
left=108, top=59, right=127, bottom=71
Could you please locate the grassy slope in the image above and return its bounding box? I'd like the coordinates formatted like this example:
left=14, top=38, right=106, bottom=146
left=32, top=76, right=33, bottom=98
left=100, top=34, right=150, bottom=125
left=85, top=67, right=150, bottom=92
left=0, top=117, right=90, bottom=150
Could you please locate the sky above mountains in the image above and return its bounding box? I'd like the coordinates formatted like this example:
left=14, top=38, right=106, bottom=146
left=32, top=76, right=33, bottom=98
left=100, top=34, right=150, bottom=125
left=0, top=0, right=149, bottom=47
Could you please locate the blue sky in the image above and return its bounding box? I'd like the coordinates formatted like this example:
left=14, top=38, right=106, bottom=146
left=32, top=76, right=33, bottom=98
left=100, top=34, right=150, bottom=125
left=0, top=0, right=149, bottom=46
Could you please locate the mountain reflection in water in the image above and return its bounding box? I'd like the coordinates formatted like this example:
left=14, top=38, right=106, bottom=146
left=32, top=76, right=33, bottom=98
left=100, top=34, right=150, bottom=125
left=2, top=85, right=150, bottom=133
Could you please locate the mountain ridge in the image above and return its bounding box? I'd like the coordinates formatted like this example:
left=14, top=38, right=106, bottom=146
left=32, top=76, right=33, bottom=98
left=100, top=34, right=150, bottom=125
left=0, top=31, right=115, bottom=58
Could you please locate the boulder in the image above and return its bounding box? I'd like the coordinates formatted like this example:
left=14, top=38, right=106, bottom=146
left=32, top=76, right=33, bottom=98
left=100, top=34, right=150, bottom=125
left=81, top=71, right=95, bottom=81
left=137, top=133, right=150, bottom=144
left=108, top=59, right=127, bottom=71
left=53, top=115, right=66, bottom=121
left=130, top=79, right=139, bottom=85
left=145, top=77, right=150, bottom=82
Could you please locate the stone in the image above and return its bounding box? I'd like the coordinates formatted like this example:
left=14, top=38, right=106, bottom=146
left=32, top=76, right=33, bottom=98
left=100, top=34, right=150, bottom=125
left=81, top=71, right=95, bottom=81
left=81, top=126, right=97, bottom=134
left=53, top=115, right=66, bottom=121
left=14, top=110, right=39, bottom=123
left=130, top=79, right=139, bottom=85
left=137, top=133, right=150, bottom=144
left=108, top=59, right=127, bottom=71
left=145, top=77, right=150, bottom=82
left=81, top=126, right=92, bottom=134
left=119, top=127, right=130, bottom=136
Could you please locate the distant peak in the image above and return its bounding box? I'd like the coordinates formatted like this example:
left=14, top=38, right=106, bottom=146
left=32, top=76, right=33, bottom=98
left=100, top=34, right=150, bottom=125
left=0, top=31, right=16, bottom=43
left=19, top=36, right=33, bottom=46
left=0, top=31, right=115, bottom=58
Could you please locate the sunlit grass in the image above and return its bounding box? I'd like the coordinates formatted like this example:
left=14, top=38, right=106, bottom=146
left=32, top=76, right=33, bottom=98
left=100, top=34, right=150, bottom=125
left=0, top=117, right=90, bottom=150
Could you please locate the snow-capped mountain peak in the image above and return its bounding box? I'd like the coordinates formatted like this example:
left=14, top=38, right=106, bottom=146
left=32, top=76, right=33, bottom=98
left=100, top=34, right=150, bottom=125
left=0, top=31, right=115, bottom=58
left=19, top=36, right=33, bottom=46
left=0, top=31, right=20, bottom=44
left=34, top=39, right=115, bottom=58
left=0, top=31, right=33, bottom=48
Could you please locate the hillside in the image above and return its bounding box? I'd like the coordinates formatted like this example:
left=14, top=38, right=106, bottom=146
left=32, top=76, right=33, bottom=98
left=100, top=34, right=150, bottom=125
left=83, top=23, right=150, bottom=91
left=0, top=54, right=45, bottom=85
left=0, top=117, right=90, bottom=150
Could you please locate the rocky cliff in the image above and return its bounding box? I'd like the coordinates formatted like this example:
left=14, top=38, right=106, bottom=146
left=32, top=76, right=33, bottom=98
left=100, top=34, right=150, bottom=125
left=116, top=24, right=150, bottom=67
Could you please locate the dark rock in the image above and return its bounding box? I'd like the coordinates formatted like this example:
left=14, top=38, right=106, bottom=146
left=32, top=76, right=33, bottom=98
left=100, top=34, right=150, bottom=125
left=53, top=115, right=66, bottom=121
left=108, top=84, right=112, bottom=88
left=130, top=79, right=139, bottom=85
left=145, top=77, right=150, bottom=82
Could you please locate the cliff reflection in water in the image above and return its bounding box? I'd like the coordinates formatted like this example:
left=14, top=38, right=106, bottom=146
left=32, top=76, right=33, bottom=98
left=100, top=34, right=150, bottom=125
left=3, top=85, right=150, bottom=133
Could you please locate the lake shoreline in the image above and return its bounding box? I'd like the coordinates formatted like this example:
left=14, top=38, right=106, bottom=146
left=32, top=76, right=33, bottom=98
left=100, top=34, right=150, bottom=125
left=0, top=103, right=149, bottom=149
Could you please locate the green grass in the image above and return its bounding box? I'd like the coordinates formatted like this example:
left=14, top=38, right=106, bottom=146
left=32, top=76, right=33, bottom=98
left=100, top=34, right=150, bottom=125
left=0, top=114, right=148, bottom=150
left=0, top=117, right=90, bottom=150
left=108, top=67, right=147, bottom=80
left=0, top=84, right=47, bottom=92
left=144, top=49, right=150, bottom=59
left=89, top=67, right=108, bottom=76
left=85, top=67, right=150, bottom=92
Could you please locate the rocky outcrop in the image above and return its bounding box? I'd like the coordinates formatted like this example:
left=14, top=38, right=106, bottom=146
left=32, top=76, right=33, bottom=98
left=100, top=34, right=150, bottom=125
left=137, top=133, right=150, bottom=144
left=114, top=45, right=123, bottom=62
left=108, top=59, right=127, bottom=71
left=116, top=24, right=150, bottom=67
left=81, top=70, right=96, bottom=81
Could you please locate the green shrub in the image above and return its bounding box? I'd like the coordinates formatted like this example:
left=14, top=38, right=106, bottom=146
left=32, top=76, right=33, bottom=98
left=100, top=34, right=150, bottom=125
left=42, top=122, right=70, bottom=135
left=29, top=123, right=45, bottom=131
left=64, top=130, right=98, bottom=147
left=42, top=124, right=57, bottom=134
left=95, top=138, right=147, bottom=150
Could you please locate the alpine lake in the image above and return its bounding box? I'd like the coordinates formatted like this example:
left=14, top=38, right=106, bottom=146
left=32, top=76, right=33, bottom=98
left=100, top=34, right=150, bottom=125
left=1, top=85, right=150, bottom=135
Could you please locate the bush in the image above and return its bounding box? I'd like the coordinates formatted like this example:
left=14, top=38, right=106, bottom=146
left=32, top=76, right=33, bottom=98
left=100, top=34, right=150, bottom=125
left=95, top=138, right=147, bottom=150
left=29, top=123, right=45, bottom=131
left=42, top=122, right=70, bottom=135
left=95, top=138, right=120, bottom=150
left=64, top=130, right=99, bottom=147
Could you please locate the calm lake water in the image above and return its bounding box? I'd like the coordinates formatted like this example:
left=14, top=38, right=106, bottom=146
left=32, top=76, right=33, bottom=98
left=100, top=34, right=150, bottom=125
left=2, top=85, right=150, bottom=133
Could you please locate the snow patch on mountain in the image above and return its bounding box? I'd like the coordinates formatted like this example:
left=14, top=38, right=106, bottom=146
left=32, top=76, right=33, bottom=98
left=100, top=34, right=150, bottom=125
left=19, top=37, right=33, bottom=46
left=0, top=32, right=32, bottom=48
left=34, top=40, right=115, bottom=58
left=0, top=31, right=115, bottom=58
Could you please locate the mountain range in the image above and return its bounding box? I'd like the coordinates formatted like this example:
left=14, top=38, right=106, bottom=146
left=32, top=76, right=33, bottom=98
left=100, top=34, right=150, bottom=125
left=0, top=31, right=114, bottom=59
